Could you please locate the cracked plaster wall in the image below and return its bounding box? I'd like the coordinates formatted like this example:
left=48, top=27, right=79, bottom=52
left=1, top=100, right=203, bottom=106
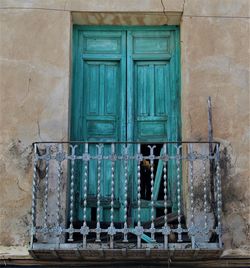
left=0, top=8, right=70, bottom=246
left=0, top=0, right=249, bottom=255
left=181, top=0, right=250, bottom=251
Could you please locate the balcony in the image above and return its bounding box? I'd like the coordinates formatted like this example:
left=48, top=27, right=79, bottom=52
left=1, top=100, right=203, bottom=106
left=29, top=141, right=222, bottom=260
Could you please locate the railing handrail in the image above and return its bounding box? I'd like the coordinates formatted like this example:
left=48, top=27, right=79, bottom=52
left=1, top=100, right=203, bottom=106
left=32, top=140, right=221, bottom=147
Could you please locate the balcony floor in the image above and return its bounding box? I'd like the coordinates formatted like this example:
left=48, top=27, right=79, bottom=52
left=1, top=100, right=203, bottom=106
left=30, top=243, right=222, bottom=261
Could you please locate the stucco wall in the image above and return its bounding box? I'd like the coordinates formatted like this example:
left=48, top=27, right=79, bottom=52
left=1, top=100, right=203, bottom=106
left=0, top=0, right=249, bottom=257
left=181, top=0, right=250, bottom=251
left=0, top=8, right=70, bottom=245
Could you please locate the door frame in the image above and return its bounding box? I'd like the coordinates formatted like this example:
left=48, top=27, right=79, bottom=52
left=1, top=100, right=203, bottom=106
left=70, top=25, right=181, bottom=219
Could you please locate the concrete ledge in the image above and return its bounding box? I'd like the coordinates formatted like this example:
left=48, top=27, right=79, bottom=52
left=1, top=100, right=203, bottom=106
left=29, top=250, right=222, bottom=261
left=0, top=246, right=30, bottom=259
left=221, top=248, right=250, bottom=259
left=0, top=247, right=250, bottom=268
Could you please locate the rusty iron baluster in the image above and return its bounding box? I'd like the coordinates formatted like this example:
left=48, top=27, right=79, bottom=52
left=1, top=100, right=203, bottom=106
left=122, top=144, right=129, bottom=242
left=55, top=144, right=64, bottom=239
left=56, top=153, right=62, bottom=229
left=43, top=145, right=50, bottom=232
left=176, top=145, right=183, bottom=242
left=162, top=143, right=170, bottom=249
left=68, top=144, right=77, bottom=242
left=188, top=144, right=196, bottom=248
left=95, top=144, right=103, bottom=243
left=202, top=156, right=209, bottom=242
left=30, top=144, right=38, bottom=247
left=81, top=143, right=89, bottom=248
left=148, top=145, right=156, bottom=242
left=108, top=143, right=116, bottom=248
left=135, top=144, right=143, bottom=248
left=215, top=144, right=222, bottom=248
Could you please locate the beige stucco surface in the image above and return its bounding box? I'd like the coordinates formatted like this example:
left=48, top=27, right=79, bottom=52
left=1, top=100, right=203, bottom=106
left=0, top=8, right=70, bottom=245
left=181, top=14, right=250, bottom=250
left=0, top=0, right=249, bottom=258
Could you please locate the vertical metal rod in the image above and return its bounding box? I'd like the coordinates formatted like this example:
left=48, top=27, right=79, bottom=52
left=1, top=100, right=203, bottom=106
left=208, top=97, right=213, bottom=152
left=202, top=158, right=209, bottom=242
left=56, top=144, right=63, bottom=240
left=56, top=163, right=62, bottom=227
left=123, top=145, right=129, bottom=242
left=188, top=144, right=195, bottom=248
left=163, top=143, right=169, bottom=249
left=82, top=143, right=89, bottom=248
left=43, top=146, right=50, bottom=230
left=30, top=144, right=38, bottom=248
left=136, top=143, right=142, bottom=248
left=68, top=145, right=76, bottom=242
left=95, top=144, right=103, bottom=243
left=215, top=144, right=222, bottom=248
left=148, top=145, right=156, bottom=242
left=176, top=145, right=183, bottom=242
left=109, top=143, right=116, bottom=248
left=208, top=97, right=216, bottom=218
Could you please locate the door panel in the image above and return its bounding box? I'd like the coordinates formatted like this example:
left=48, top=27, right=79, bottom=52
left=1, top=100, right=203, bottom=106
left=83, top=60, right=122, bottom=213
left=134, top=61, right=169, bottom=142
left=72, top=30, right=126, bottom=222
left=127, top=30, right=178, bottom=222
left=84, top=61, right=119, bottom=141
left=81, top=31, right=123, bottom=54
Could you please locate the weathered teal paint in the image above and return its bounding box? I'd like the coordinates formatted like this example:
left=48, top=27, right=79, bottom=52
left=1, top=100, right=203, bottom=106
left=71, top=26, right=181, bottom=223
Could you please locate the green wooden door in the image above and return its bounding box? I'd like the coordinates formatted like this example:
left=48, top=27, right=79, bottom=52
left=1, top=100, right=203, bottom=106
left=71, top=26, right=180, bottom=224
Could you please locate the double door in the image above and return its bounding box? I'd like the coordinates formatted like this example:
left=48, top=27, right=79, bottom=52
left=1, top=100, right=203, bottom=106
left=71, top=26, right=180, bottom=224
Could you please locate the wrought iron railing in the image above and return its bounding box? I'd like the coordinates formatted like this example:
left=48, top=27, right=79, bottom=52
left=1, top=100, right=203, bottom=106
left=30, top=141, right=222, bottom=252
